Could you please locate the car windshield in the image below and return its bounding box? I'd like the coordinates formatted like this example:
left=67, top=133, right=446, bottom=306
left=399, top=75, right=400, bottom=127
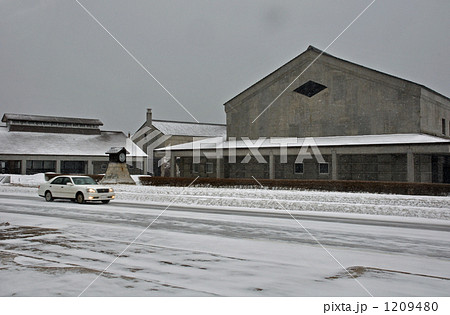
left=72, top=177, right=97, bottom=185
left=51, top=177, right=64, bottom=184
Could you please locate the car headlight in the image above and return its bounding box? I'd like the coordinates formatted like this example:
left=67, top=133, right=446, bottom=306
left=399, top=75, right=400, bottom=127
left=87, top=188, right=96, bottom=193
left=109, top=188, right=114, bottom=193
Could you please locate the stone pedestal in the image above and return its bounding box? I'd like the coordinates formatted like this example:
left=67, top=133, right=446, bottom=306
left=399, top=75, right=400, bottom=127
left=100, top=162, right=135, bottom=185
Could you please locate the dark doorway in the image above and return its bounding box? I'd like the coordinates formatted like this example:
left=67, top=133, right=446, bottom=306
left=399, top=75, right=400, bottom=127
left=444, top=166, right=450, bottom=184
left=444, top=156, right=450, bottom=184
left=431, top=155, right=438, bottom=183
left=152, top=161, right=160, bottom=176
left=432, top=155, right=450, bottom=183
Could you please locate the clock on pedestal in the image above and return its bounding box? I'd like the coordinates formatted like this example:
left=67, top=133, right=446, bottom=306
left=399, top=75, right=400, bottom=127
left=105, top=147, right=129, bottom=163
left=118, top=152, right=126, bottom=163
left=100, top=147, right=135, bottom=185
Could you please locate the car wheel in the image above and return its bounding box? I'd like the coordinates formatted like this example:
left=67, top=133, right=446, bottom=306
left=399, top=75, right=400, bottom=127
left=76, top=192, right=85, bottom=204
left=45, top=191, right=53, bottom=202
left=101, top=200, right=110, bottom=204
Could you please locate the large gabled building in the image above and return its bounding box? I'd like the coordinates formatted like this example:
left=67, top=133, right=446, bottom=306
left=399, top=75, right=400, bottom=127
left=158, top=46, right=450, bottom=183
left=0, top=113, right=146, bottom=175
left=225, top=45, right=450, bottom=139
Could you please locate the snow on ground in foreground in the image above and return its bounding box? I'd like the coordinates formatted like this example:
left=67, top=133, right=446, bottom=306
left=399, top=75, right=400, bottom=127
left=0, top=175, right=449, bottom=296
left=0, top=205, right=449, bottom=296
left=0, top=174, right=449, bottom=220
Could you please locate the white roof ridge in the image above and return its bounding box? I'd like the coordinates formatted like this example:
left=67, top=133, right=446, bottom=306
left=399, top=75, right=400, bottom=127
left=157, top=133, right=450, bottom=151
left=152, top=120, right=226, bottom=137
left=152, top=119, right=225, bottom=126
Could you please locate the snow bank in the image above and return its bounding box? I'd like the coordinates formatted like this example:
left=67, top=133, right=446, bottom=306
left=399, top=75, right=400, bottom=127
left=110, top=185, right=450, bottom=220
left=2, top=173, right=46, bottom=187
left=1, top=174, right=449, bottom=220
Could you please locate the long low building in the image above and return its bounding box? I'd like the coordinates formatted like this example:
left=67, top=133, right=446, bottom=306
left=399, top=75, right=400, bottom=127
left=132, top=108, right=226, bottom=176
left=1, top=113, right=146, bottom=175
left=157, top=133, right=450, bottom=183
left=155, top=46, right=450, bottom=183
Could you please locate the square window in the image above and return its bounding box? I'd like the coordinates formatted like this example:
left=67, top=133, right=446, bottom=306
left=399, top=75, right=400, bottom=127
left=192, top=163, right=199, bottom=173
left=294, top=163, right=304, bottom=174
left=319, top=163, right=329, bottom=174
left=205, top=162, right=214, bottom=174
left=294, top=80, right=327, bottom=97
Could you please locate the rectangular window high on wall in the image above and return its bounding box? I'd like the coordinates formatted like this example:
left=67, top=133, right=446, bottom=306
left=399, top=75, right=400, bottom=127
left=442, top=118, right=446, bottom=135
left=319, top=163, right=329, bottom=174
left=294, top=163, right=304, bottom=174
left=206, top=162, right=214, bottom=174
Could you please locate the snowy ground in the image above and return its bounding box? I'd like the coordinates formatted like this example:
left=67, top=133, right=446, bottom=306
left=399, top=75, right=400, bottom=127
left=0, top=175, right=449, bottom=296
left=1, top=173, right=449, bottom=220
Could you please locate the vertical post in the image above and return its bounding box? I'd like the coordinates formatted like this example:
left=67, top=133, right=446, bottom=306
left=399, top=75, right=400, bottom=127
left=56, top=160, right=61, bottom=173
left=216, top=158, right=223, bottom=178
left=216, top=158, right=220, bottom=178
left=87, top=160, right=94, bottom=174
left=21, top=159, right=27, bottom=175
left=332, top=149, right=337, bottom=180
left=407, top=149, right=415, bottom=182
left=170, top=154, right=175, bottom=177
left=147, top=148, right=153, bottom=175
left=269, top=150, right=275, bottom=179
left=143, top=156, right=148, bottom=175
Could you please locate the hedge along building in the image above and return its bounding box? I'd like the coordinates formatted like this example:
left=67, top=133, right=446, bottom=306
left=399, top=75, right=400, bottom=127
left=157, top=46, right=450, bottom=183
left=132, top=108, right=226, bottom=176
left=0, top=113, right=147, bottom=175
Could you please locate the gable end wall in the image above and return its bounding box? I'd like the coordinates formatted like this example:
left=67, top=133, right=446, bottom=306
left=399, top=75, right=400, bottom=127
left=420, top=88, right=450, bottom=138
left=226, top=52, right=422, bottom=138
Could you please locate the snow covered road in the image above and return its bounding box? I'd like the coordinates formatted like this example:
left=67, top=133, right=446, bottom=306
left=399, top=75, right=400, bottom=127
left=1, top=192, right=449, bottom=296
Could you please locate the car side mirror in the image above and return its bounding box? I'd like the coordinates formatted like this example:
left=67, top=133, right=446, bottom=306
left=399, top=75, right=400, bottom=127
left=67, top=183, right=74, bottom=186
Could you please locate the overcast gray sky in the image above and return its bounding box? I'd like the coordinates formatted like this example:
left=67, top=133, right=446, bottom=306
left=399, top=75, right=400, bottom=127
left=1, top=0, right=449, bottom=133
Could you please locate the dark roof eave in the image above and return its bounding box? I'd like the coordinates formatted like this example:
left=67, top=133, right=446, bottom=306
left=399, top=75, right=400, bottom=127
left=1, top=113, right=103, bottom=125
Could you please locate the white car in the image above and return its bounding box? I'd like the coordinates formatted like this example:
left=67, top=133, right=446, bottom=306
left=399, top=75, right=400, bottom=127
left=38, top=175, right=115, bottom=204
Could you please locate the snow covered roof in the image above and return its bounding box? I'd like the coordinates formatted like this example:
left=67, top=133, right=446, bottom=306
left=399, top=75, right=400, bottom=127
left=0, top=127, right=146, bottom=157
left=2, top=113, right=103, bottom=126
left=152, top=120, right=226, bottom=137
left=105, top=147, right=129, bottom=154
left=157, top=133, right=450, bottom=151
